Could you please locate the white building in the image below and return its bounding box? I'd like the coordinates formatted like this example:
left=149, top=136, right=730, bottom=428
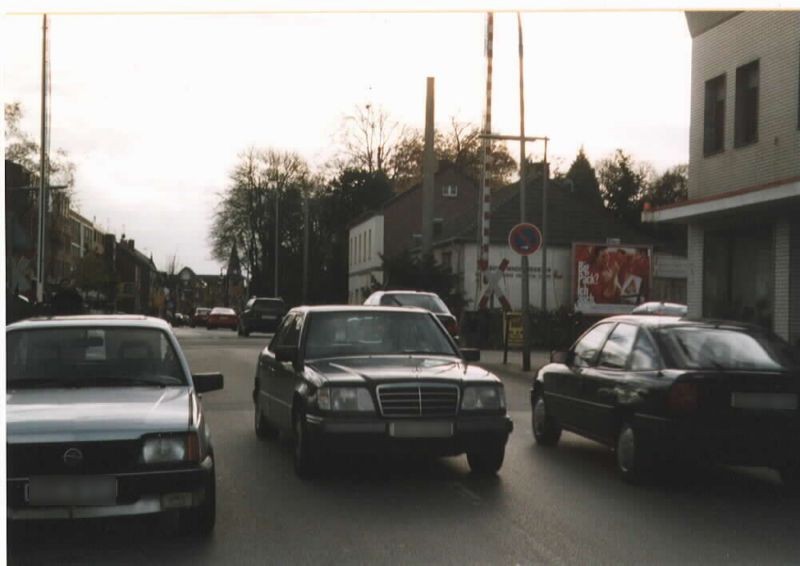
left=644, top=11, right=800, bottom=345
left=347, top=213, right=384, bottom=304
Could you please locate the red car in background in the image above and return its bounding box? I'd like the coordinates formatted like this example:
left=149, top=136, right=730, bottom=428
left=207, top=307, right=239, bottom=331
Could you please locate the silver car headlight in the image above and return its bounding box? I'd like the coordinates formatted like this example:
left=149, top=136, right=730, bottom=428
left=317, top=387, right=375, bottom=412
left=461, top=385, right=506, bottom=411
left=142, top=434, right=199, bottom=464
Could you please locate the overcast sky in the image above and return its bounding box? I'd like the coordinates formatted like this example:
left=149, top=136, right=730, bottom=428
left=4, top=10, right=692, bottom=274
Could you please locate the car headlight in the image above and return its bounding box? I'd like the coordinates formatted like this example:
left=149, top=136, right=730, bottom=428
left=317, top=387, right=375, bottom=412
left=142, top=434, right=199, bottom=464
left=461, top=385, right=506, bottom=411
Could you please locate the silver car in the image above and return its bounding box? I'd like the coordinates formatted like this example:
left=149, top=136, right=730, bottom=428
left=6, top=315, right=223, bottom=535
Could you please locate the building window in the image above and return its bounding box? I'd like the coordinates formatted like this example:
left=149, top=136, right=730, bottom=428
left=442, top=185, right=458, bottom=198
left=703, top=225, right=773, bottom=330
left=735, top=60, right=759, bottom=147
left=704, top=74, right=726, bottom=156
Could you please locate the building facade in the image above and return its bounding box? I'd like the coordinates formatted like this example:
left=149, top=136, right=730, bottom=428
left=644, top=11, right=800, bottom=346
left=348, top=213, right=384, bottom=304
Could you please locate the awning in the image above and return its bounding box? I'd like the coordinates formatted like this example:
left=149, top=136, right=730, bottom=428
left=642, top=176, right=800, bottom=223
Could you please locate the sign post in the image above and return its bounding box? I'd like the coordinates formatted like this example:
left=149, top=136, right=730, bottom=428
left=509, top=222, right=542, bottom=372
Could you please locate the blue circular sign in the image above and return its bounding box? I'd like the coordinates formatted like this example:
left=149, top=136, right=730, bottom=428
left=508, top=223, right=543, bottom=256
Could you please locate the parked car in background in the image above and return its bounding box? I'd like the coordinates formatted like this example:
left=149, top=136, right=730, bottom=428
left=253, top=306, right=512, bottom=478
left=207, top=307, right=238, bottom=331
left=238, top=297, right=286, bottom=336
left=631, top=301, right=688, bottom=316
left=531, top=315, right=800, bottom=485
left=364, top=290, right=460, bottom=341
left=191, top=307, right=211, bottom=328
left=6, top=315, right=224, bottom=534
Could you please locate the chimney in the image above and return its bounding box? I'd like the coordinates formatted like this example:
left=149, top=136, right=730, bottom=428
left=128, top=240, right=135, bottom=250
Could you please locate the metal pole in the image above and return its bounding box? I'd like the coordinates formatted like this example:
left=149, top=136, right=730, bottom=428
left=517, top=13, right=531, bottom=372
left=36, top=14, right=49, bottom=303
left=422, top=77, right=435, bottom=255
left=476, top=12, right=493, bottom=307
left=302, top=188, right=310, bottom=303
left=541, top=140, right=549, bottom=348
left=274, top=188, right=279, bottom=297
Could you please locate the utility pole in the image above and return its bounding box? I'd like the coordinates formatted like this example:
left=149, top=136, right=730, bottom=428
left=540, top=140, right=549, bottom=347
left=476, top=12, right=494, bottom=306
left=517, top=13, right=531, bottom=372
left=302, top=188, right=310, bottom=303
left=35, top=14, right=49, bottom=303
left=273, top=182, right=280, bottom=297
left=421, top=77, right=435, bottom=255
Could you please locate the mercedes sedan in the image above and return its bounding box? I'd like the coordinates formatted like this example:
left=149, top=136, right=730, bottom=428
left=6, top=315, right=224, bottom=534
left=253, top=306, right=512, bottom=477
left=531, top=315, right=800, bottom=485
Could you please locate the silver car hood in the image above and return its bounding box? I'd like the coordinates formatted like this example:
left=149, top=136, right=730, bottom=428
left=6, top=387, right=191, bottom=443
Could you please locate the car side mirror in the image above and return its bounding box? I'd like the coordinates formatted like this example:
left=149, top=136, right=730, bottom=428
left=193, top=372, right=224, bottom=393
left=550, top=350, right=570, bottom=365
left=461, top=348, right=481, bottom=362
left=273, top=345, right=299, bottom=364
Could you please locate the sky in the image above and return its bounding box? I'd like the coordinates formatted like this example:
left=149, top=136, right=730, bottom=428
left=3, top=9, right=692, bottom=275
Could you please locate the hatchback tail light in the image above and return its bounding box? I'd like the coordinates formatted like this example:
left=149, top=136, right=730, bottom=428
left=667, top=382, right=699, bottom=413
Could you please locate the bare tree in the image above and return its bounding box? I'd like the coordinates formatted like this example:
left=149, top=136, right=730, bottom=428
left=339, top=103, right=403, bottom=175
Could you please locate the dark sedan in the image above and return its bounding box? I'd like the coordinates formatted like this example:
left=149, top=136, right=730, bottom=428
left=238, top=297, right=286, bottom=336
left=531, top=315, right=800, bottom=484
left=253, top=306, right=512, bottom=477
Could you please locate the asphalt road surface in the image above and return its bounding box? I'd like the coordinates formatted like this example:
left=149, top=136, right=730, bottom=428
left=8, top=327, right=800, bottom=565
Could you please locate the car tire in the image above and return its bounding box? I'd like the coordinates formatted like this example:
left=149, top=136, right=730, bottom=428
left=293, top=407, right=320, bottom=479
left=240, top=324, right=250, bottom=337
left=532, top=394, right=561, bottom=446
left=467, top=444, right=505, bottom=475
left=615, top=422, right=654, bottom=484
left=179, top=462, right=216, bottom=537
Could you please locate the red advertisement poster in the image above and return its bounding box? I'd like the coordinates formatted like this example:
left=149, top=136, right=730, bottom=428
left=573, top=243, right=652, bottom=314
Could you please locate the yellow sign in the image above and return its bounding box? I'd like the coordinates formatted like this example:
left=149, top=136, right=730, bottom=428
left=505, top=312, right=524, bottom=349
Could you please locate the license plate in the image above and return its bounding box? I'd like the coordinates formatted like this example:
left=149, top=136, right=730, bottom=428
left=389, top=421, right=453, bottom=438
left=26, top=476, right=117, bottom=506
left=261, top=315, right=275, bottom=320
left=731, top=393, right=798, bottom=410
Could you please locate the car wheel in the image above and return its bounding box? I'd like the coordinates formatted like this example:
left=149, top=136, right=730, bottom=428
left=615, top=423, right=653, bottom=484
left=241, top=324, right=250, bottom=337
left=467, top=444, right=505, bottom=475
left=293, top=407, right=320, bottom=479
left=179, top=462, right=216, bottom=536
left=254, top=402, right=277, bottom=440
left=532, top=394, right=561, bottom=446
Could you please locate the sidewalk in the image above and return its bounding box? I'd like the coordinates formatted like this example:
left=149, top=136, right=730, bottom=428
left=476, top=349, right=551, bottom=381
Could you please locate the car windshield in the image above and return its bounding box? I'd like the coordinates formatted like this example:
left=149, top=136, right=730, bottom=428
left=380, top=293, right=448, bottom=313
left=253, top=299, right=285, bottom=312
left=654, top=326, right=799, bottom=371
left=212, top=308, right=235, bottom=315
left=6, top=327, right=187, bottom=388
left=304, top=311, right=457, bottom=359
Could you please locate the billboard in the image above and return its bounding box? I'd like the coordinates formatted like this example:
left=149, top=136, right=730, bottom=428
left=573, top=243, right=652, bottom=315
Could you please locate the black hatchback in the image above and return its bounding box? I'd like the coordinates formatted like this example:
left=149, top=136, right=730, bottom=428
left=531, top=315, right=800, bottom=485
left=238, top=297, right=286, bottom=336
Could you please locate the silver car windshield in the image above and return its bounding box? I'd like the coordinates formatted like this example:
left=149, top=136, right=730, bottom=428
left=380, top=294, right=448, bottom=313
left=6, top=327, right=187, bottom=388
left=305, top=311, right=457, bottom=359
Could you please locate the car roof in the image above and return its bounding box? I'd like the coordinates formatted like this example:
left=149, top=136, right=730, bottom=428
left=600, top=314, right=762, bottom=333
left=372, top=290, right=438, bottom=297
left=6, top=314, right=171, bottom=331
left=289, top=305, right=430, bottom=314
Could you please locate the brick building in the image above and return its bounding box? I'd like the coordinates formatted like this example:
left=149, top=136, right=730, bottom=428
left=643, top=11, right=800, bottom=346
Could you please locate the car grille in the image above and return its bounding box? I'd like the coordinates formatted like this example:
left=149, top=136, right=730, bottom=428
left=376, top=383, right=460, bottom=418
left=7, top=440, right=142, bottom=477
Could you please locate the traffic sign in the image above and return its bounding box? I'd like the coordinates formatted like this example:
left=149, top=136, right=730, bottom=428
left=508, top=223, right=542, bottom=256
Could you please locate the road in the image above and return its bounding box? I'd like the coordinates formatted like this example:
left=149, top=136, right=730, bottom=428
left=9, top=327, right=800, bottom=564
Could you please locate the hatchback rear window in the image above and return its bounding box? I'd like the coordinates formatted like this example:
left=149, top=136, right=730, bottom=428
left=253, top=300, right=285, bottom=312
left=379, top=293, right=448, bottom=313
